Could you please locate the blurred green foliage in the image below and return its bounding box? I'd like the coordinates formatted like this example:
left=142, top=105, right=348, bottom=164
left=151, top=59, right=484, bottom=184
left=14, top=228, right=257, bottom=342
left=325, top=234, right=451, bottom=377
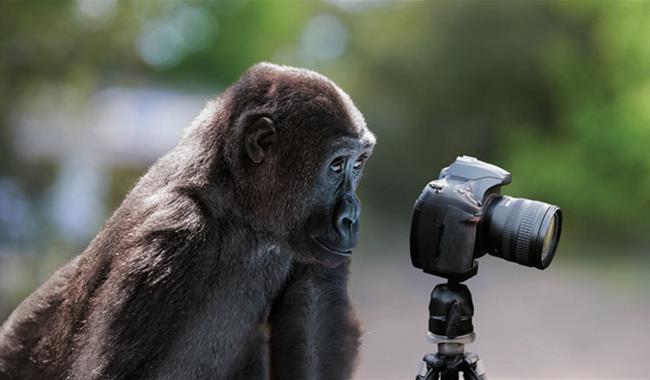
left=0, top=0, right=648, bottom=249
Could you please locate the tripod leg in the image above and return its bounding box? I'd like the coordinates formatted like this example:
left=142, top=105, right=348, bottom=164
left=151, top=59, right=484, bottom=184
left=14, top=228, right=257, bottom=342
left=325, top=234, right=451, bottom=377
left=416, top=366, right=438, bottom=380
left=441, top=371, right=458, bottom=380
left=459, top=367, right=486, bottom=380
left=459, top=353, right=487, bottom=380
left=422, top=368, right=441, bottom=380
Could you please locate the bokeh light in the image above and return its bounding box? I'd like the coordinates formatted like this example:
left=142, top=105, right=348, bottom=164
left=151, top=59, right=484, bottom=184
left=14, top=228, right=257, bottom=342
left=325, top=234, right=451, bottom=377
left=301, top=14, right=348, bottom=61
left=136, top=21, right=185, bottom=69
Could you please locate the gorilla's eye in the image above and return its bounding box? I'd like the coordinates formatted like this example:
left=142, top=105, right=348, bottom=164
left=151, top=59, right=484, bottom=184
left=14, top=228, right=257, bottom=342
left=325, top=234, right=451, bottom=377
left=353, top=155, right=367, bottom=170
left=330, top=157, right=345, bottom=174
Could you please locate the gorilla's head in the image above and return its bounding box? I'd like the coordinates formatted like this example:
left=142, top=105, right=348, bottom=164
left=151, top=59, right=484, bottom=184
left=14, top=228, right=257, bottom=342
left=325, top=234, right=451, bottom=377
left=213, top=63, right=375, bottom=264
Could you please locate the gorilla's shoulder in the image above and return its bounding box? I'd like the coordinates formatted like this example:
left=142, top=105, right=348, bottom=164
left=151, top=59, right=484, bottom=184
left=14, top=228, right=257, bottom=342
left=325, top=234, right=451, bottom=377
left=132, top=187, right=210, bottom=238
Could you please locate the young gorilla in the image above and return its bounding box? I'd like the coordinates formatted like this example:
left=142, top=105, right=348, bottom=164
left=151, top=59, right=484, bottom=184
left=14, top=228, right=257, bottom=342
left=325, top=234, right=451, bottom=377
left=0, top=63, right=375, bottom=380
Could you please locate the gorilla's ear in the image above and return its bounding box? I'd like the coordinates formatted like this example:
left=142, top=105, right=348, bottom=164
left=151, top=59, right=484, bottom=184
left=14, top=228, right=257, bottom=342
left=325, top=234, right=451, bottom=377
left=244, top=116, right=277, bottom=164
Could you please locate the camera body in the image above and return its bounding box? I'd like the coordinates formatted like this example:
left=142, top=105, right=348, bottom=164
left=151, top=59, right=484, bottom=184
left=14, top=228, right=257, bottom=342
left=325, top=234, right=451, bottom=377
left=410, top=156, right=562, bottom=281
left=410, top=156, right=509, bottom=281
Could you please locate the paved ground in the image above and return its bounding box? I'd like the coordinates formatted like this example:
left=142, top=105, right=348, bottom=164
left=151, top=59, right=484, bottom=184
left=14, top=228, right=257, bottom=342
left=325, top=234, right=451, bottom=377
left=349, top=245, right=650, bottom=379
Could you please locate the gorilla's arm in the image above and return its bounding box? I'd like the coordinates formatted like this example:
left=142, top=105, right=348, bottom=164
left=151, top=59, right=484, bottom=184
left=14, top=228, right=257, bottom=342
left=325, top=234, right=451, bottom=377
left=269, top=260, right=361, bottom=380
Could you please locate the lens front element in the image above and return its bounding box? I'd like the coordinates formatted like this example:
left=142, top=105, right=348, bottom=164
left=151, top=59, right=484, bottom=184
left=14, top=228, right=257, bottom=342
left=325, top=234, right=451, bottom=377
left=541, top=213, right=559, bottom=263
left=483, top=196, right=562, bottom=269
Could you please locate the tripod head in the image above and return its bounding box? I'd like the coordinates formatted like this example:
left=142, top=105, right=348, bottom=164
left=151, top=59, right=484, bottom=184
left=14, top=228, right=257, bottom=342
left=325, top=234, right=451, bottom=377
left=428, top=282, right=474, bottom=342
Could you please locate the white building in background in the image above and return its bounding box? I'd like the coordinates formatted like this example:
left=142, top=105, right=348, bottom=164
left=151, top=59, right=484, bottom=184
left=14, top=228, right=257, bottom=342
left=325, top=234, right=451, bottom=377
left=10, top=85, right=210, bottom=241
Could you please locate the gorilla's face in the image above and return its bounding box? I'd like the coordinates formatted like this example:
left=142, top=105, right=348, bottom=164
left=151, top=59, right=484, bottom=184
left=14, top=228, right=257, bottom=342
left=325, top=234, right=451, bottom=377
left=277, top=122, right=374, bottom=266
left=238, top=113, right=374, bottom=265
left=303, top=137, right=372, bottom=257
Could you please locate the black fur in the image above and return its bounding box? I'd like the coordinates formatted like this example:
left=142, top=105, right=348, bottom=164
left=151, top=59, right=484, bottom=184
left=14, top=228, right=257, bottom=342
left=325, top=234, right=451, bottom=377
left=0, top=63, right=375, bottom=380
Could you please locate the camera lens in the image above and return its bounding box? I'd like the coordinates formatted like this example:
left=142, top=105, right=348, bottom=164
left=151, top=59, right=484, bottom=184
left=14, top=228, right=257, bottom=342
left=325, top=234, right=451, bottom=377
left=482, top=196, right=562, bottom=269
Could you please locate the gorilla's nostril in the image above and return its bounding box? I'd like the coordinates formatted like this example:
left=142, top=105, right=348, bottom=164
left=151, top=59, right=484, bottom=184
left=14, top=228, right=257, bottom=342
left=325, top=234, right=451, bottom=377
left=342, top=217, right=353, bottom=230
left=335, top=214, right=355, bottom=237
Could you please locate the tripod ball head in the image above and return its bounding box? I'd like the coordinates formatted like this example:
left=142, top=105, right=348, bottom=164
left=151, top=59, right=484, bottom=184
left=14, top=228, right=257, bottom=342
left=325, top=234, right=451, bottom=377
left=429, top=282, right=474, bottom=339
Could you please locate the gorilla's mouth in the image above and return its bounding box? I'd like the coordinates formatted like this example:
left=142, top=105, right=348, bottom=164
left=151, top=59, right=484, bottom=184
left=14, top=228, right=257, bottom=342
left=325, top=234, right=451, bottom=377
left=311, top=237, right=353, bottom=257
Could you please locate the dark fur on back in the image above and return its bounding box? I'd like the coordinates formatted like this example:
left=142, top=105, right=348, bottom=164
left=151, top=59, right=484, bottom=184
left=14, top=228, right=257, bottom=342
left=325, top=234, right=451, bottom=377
left=0, top=63, right=375, bottom=380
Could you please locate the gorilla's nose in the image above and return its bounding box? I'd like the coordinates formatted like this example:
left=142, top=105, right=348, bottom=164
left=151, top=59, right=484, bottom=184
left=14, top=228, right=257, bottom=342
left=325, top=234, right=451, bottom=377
left=334, top=195, right=360, bottom=239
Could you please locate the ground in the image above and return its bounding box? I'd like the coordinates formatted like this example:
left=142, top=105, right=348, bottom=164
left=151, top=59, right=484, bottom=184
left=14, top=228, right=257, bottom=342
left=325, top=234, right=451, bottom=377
left=350, top=239, right=650, bottom=379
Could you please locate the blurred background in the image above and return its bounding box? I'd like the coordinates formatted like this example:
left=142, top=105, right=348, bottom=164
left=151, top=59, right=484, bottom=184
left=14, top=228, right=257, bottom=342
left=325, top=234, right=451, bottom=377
left=0, top=1, right=648, bottom=378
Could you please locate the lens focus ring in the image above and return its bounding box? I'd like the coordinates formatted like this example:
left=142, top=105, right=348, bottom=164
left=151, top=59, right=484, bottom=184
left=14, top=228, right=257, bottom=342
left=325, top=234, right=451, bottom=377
left=514, top=202, right=543, bottom=266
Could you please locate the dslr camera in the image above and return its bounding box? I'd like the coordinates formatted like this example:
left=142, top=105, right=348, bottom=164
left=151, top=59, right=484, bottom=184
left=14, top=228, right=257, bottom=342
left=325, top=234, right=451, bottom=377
left=410, top=156, right=562, bottom=281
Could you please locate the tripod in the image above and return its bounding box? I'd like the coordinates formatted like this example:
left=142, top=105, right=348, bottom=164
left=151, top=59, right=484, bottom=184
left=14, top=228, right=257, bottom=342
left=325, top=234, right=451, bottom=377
left=414, top=282, right=487, bottom=380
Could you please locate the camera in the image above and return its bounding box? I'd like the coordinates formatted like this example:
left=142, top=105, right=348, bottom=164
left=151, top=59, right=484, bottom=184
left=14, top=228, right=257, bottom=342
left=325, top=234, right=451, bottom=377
left=410, top=156, right=562, bottom=281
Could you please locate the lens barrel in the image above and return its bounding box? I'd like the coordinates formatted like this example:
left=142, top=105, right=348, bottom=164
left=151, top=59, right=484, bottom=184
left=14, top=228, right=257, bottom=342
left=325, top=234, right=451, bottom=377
left=482, top=196, right=562, bottom=269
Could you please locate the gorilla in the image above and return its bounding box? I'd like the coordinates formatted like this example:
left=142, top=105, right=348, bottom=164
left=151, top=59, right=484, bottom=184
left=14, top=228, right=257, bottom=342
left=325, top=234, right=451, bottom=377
left=0, top=63, right=375, bottom=380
